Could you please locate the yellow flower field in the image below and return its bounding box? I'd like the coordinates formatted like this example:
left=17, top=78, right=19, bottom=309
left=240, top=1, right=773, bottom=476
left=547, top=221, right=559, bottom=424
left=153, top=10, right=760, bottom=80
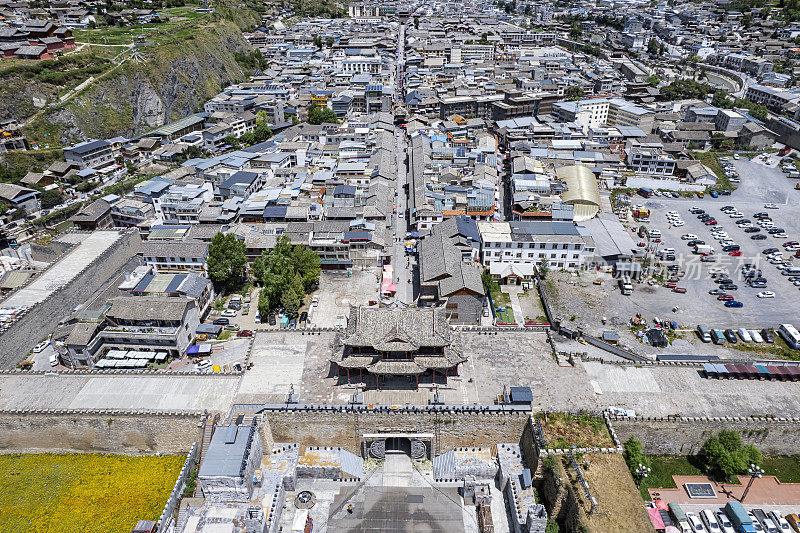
left=0, top=453, right=185, bottom=532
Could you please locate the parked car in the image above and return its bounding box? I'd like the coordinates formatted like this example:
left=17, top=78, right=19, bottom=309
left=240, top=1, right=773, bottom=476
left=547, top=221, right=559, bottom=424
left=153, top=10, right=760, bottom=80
left=236, top=330, right=253, bottom=337
left=299, top=311, right=308, bottom=324
left=212, top=318, right=229, bottom=326
left=762, top=328, right=775, bottom=343
left=687, top=513, right=707, bottom=532
left=289, top=318, right=297, bottom=329
left=768, top=511, right=792, bottom=533
left=701, top=509, right=722, bottom=532
left=33, top=340, right=49, bottom=353
left=268, top=314, right=276, bottom=326
left=725, top=300, right=743, bottom=307
left=221, top=309, right=237, bottom=317
left=723, top=329, right=738, bottom=343
left=757, top=291, right=776, bottom=298
left=49, top=353, right=59, bottom=367
left=752, top=234, right=767, bottom=240
left=223, top=324, right=240, bottom=332
left=714, top=511, right=735, bottom=533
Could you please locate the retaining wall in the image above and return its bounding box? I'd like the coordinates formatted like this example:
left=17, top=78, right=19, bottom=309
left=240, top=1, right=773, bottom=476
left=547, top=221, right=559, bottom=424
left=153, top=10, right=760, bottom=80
left=0, top=410, right=202, bottom=454
left=610, top=415, right=800, bottom=455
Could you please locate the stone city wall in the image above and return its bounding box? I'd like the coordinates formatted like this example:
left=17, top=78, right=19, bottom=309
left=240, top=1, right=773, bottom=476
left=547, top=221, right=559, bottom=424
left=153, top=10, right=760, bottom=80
left=264, top=409, right=530, bottom=456
left=0, top=410, right=201, bottom=454
left=0, top=230, right=142, bottom=368
left=609, top=415, right=800, bottom=455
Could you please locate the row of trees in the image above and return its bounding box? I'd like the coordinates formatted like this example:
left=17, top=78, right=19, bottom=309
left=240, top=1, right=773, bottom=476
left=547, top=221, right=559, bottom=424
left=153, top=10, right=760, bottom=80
left=207, top=232, right=322, bottom=318
left=711, top=91, right=769, bottom=122
left=624, top=429, right=762, bottom=485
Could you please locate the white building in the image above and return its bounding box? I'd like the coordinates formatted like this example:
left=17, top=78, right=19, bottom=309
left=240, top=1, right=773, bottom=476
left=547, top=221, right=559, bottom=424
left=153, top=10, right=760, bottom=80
left=478, top=221, right=595, bottom=271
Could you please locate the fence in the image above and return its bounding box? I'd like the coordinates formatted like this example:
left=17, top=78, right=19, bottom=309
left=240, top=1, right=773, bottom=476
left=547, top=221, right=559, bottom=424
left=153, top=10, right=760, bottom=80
left=581, top=334, right=646, bottom=362
left=535, top=278, right=556, bottom=328
left=157, top=441, right=199, bottom=533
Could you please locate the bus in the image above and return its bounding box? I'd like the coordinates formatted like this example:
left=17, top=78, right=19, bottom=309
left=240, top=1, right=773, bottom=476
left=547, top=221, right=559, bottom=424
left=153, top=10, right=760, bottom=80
left=637, top=187, right=653, bottom=198
left=778, top=324, right=800, bottom=349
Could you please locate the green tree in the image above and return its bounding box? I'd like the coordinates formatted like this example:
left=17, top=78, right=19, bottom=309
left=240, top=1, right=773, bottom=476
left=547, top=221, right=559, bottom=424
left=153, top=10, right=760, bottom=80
left=481, top=270, right=497, bottom=295
left=712, top=90, right=732, bottom=108
left=536, top=258, right=550, bottom=279
left=647, top=38, right=659, bottom=56
left=545, top=521, right=561, bottom=533
left=623, top=436, right=651, bottom=484
left=40, top=189, right=64, bottom=209
left=645, top=74, right=660, bottom=87
left=222, top=134, right=240, bottom=149
left=569, top=23, right=582, bottom=39
left=700, top=430, right=762, bottom=482
left=307, top=103, right=339, bottom=125
left=207, top=232, right=247, bottom=293
left=312, top=34, right=322, bottom=48
left=254, top=235, right=321, bottom=318
left=565, top=85, right=584, bottom=99
left=413, top=16, right=419, bottom=28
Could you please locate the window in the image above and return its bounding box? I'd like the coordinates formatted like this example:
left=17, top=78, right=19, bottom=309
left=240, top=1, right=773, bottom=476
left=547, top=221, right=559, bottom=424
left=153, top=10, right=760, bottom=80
left=445, top=303, right=457, bottom=309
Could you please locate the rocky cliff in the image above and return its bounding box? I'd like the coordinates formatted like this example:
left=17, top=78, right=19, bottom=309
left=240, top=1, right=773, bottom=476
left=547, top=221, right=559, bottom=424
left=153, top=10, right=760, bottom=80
left=24, top=14, right=259, bottom=142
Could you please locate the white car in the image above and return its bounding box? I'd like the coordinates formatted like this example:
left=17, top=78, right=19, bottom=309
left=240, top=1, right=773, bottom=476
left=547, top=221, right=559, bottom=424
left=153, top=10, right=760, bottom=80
left=673, top=220, right=685, bottom=227
left=667, top=210, right=680, bottom=216
left=757, top=291, right=776, bottom=298
left=701, top=510, right=721, bottom=532
left=221, top=309, right=237, bottom=317
left=733, top=153, right=740, bottom=159
left=751, top=330, right=764, bottom=343
left=33, top=340, right=49, bottom=353
left=682, top=234, right=699, bottom=240
left=768, top=511, right=792, bottom=533
left=738, top=328, right=753, bottom=342
left=730, top=212, right=744, bottom=218
left=764, top=203, right=779, bottom=209
left=49, top=353, right=59, bottom=367
left=714, top=511, right=735, bottom=533
left=687, top=513, right=707, bottom=532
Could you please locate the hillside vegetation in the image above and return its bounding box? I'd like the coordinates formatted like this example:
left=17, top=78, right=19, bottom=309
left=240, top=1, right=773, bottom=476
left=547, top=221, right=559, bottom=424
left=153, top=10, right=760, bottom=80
left=13, top=0, right=263, bottom=145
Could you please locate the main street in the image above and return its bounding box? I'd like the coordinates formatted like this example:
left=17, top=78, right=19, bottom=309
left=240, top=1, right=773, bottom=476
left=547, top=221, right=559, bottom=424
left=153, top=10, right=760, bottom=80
left=391, top=23, right=414, bottom=305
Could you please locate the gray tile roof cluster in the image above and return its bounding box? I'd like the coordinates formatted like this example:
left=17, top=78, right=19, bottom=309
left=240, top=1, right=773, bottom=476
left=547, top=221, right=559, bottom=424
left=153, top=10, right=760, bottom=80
left=106, top=296, right=194, bottom=322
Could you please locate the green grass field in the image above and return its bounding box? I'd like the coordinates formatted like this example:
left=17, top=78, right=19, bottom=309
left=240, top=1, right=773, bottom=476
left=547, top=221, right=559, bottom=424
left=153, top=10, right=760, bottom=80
left=74, top=7, right=211, bottom=45
left=0, top=453, right=185, bottom=532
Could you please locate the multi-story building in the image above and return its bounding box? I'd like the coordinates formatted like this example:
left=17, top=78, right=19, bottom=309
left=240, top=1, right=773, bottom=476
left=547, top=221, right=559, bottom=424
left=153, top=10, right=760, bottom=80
left=745, top=84, right=800, bottom=114
left=478, top=221, right=595, bottom=271
left=64, top=139, right=115, bottom=169
left=139, top=240, right=209, bottom=274
left=625, top=146, right=676, bottom=176
left=64, top=296, right=200, bottom=366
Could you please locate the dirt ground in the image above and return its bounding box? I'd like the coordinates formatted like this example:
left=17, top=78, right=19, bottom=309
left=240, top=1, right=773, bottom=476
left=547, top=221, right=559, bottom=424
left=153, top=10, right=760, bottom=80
left=575, top=453, right=656, bottom=533
left=538, top=413, right=614, bottom=449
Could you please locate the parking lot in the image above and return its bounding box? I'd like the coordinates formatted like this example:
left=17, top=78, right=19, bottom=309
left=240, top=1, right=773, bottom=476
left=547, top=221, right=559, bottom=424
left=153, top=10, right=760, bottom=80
left=623, top=154, right=800, bottom=330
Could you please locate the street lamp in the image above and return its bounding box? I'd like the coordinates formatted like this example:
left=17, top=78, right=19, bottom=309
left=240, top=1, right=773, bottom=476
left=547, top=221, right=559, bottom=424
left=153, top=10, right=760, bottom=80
left=635, top=463, right=651, bottom=487
left=741, top=464, right=764, bottom=503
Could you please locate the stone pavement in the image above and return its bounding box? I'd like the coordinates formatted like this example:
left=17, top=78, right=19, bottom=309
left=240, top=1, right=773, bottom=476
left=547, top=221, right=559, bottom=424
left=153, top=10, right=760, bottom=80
left=650, top=474, right=800, bottom=508
left=504, top=286, right=524, bottom=327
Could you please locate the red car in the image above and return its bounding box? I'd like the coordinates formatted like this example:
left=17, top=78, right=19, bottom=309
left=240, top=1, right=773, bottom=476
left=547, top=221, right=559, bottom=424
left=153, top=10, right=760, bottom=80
left=236, top=330, right=253, bottom=337
left=729, top=250, right=742, bottom=256
left=705, top=219, right=718, bottom=225
left=637, top=241, right=646, bottom=247
left=717, top=294, right=734, bottom=301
